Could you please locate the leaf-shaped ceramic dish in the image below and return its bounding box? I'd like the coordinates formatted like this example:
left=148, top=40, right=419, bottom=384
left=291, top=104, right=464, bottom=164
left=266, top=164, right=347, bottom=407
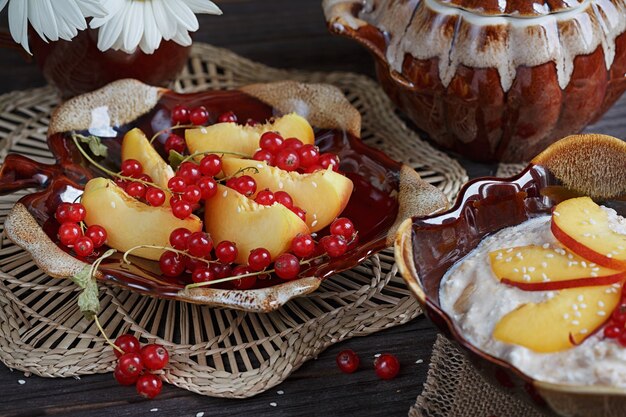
left=0, top=79, right=447, bottom=313
left=395, top=134, right=626, bottom=416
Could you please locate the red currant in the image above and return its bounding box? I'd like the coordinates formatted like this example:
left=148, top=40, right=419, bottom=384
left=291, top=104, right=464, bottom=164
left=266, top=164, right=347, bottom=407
left=136, top=374, right=162, bottom=399
left=215, top=241, right=237, bottom=264
left=291, top=234, right=315, bottom=258
left=159, top=251, right=185, bottom=277
left=259, top=131, right=284, bottom=153
left=253, top=150, right=274, bottom=165
left=187, top=232, right=213, bottom=258
left=140, top=344, right=169, bottom=371
left=330, top=218, right=355, bottom=240
left=182, top=185, right=202, bottom=204
left=126, top=182, right=147, bottom=199
left=283, top=138, right=303, bottom=150
left=290, top=206, right=306, bottom=223
left=121, top=159, right=143, bottom=177
left=232, top=266, right=257, bottom=290
left=235, top=175, right=257, bottom=197
left=171, top=104, right=190, bottom=124
left=115, top=178, right=128, bottom=190
left=178, top=162, right=202, bottom=184
left=54, top=202, right=72, bottom=223
left=613, top=306, right=626, bottom=324
left=58, top=222, right=82, bottom=246
left=199, top=154, right=222, bottom=177
left=274, top=253, right=300, bottom=280
left=248, top=248, right=271, bottom=271
left=137, top=174, right=153, bottom=183
left=605, top=324, right=622, bottom=339
left=336, top=349, right=360, bottom=374
left=218, top=111, right=237, bottom=123
left=274, top=191, right=293, bottom=208
left=225, top=177, right=239, bottom=190
left=145, top=187, right=166, bottom=207
left=190, top=106, right=209, bottom=126
left=321, top=235, right=348, bottom=257
left=171, top=199, right=193, bottom=219
left=164, top=133, right=186, bottom=154
left=197, top=177, right=218, bottom=200
left=212, top=263, right=232, bottom=279
left=374, top=353, right=400, bottom=380
left=185, top=256, right=205, bottom=273
left=85, top=225, right=107, bottom=248
left=74, top=236, right=94, bottom=257
left=298, top=144, right=319, bottom=167
left=275, top=149, right=300, bottom=172
left=255, top=189, right=275, bottom=206
left=68, top=203, right=87, bottom=223
left=320, top=153, right=340, bottom=171
left=168, top=176, right=187, bottom=193
left=619, top=332, right=626, bottom=347
left=117, top=352, right=144, bottom=379
left=169, top=228, right=192, bottom=250
left=114, top=365, right=138, bottom=386
left=192, top=267, right=215, bottom=283
left=114, top=334, right=141, bottom=359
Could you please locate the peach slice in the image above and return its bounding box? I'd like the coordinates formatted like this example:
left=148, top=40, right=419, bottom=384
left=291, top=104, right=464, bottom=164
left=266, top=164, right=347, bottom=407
left=493, top=284, right=622, bottom=353
left=203, top=184, right=309, bottom=264
left=121, top=128, right=174, bottom=191
left=82, top=178, right=202, bottom=261
left=185, top=113, right=315, bottom=159
left=221, top=159, right=353, bottom=232
left=551, top=197, right=626, bottom=270
left=490, top=245, right=626, bottom=291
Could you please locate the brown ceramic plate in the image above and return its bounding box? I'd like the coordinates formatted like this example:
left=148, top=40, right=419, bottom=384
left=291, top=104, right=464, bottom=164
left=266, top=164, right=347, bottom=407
left=395, top=134, right=626, bottom=416
left=0, top=79, right=447, bottom=313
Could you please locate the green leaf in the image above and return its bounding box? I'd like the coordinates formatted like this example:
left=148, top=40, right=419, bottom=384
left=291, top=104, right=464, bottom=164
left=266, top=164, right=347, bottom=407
left=77, top=134, right=108, bottom=157
left=70, top=249, right=116, bottom=321
left=168, top=150, right=185, bottom=169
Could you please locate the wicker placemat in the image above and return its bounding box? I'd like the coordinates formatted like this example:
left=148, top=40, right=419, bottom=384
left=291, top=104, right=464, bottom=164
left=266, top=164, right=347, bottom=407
left=0, top=43, right=467, bottom=398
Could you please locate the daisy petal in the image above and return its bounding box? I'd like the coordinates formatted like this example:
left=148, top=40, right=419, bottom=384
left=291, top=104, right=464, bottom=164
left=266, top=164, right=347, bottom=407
left=171, top=26, right=192, bottom=47
left=8, top=0, right=30, bottom=53
left=90, top=0, right=125, bottom=28
left=182, top=0, right=222, bottom=15
left=140, top=1, right=162, bottom=54
left=151, top=0, right=176, bottom=40
left=162, top=0, right=198, bottom=32
left=30, top=0, right=60, bottom=42
left=0, top=0, right=8, bottom=13
left=122, top=1, right=143, bottom=53
left=76, top=0, right=108, bottom=18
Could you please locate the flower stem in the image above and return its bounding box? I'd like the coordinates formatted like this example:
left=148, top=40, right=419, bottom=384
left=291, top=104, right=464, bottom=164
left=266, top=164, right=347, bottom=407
left=94, top=315, right=124, bottom=355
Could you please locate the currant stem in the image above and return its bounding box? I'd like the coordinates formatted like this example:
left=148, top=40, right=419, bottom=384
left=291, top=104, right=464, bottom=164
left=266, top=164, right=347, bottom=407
left=180, top=150, right=249, bottom=165
left=149, top=123, right=196, bottom=144
left=122, top=244, right=215, bottom=266
left=219, top=166, right=260, bottom=182
left=94, top=315, right=124, bottom=355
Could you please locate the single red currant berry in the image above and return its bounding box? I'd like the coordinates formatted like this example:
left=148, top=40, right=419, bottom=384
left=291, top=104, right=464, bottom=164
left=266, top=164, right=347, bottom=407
left=169, top=227, right=192, bottom=250
left=171, top=104, right=190, bottom=124
left=54, top=202, right=72, bottom=223
left=618, top=331, right=626, bottom=348
left=192, top=267, right=215, bottom=283
left=187, top=232, right=213, bottom=258
left=336, top=349, right=360, bottom=374
left=212, top=263, right=232, bottom=279
left=136, top=374, right=162, bottom=399
left=283, top=138, right=303, bottom=150
left=613, top=306, right=626, bottom=324
left=319, top=153, right=340, bottom=171
left=321, top=235, right=348, bottom=257
left=298, top=144, right=320, bottom=167
left=68, top=203, right=87, bottom=223
left=274, top=253, right=300, bottom=280
left=290, top=234, right=316, bottom=258
left=168, top=176, right=187, bottom=193
left=178, top=162, right=202, bottom=184
left=164, top=133, right=186, bottom=154
left=253, top=149, right=275, bottom=165
left=121, top=159, right=143, bottom=177
left=255, top=189, right=275, bottom=206
left=304, top=164, right=323, bottom=173
left=126, top=182, right=147, bottom=199
left=232, top=266, right=257, bottom=290
left=118, top=352, right=144, bottom=379
left=141, top=344, right=169, bottom=371
left=196, top=177, right=218, bottom=200
left=114, top=334, right=141, bottom=359
left=275, top=149, right=300, bottom=172
left=374, top=353, right=400, bottom=380
left=290, top=206, right=307, bottom=223
left=274, top=191, right=293, bottom=208
left=604, top=324, right=622, bottom=339
left=215, top=241, right=237, bottom=264
left=235, top=175, right=257, bottom=197
left=85, top=225, right=107, bottom=248
left=171, top=199, right=193, bottom=219
left=330, top=218, right=355, bottom=240
left=182, top=185, right=202, bottom=204
left=114, top=365, right=138, bottom=386
left=137, top=173, right=153, bottom=183
left=199, top=154, right=222, bottom=177
left=74, top=236, right=95, bottom=257
left=58, top=222, right=82, bottom=246
left=259, top=131, right=284, bottom=153
left=115, top=178, right=129, bottom=190
left=218, top=111, right=237, bottom=123
left=226, top=177, right=239, bottom=190
left=190, top=106, right=210, bottom=126
left=145, top=187, right=166, bottom=207
left=185, top=256, right=205, bottom=273
left=248, top=248, right=271, bottom=271
left=159, top=251, right=185, bottom=277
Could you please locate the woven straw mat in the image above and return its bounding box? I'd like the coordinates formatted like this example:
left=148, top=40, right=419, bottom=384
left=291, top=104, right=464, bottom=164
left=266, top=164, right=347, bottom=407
left=0, top=43, right=467, bottom=398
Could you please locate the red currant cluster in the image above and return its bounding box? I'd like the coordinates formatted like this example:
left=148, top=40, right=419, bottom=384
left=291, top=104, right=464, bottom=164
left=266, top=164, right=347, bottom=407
left=253, top=131, right=339, bottom=173
left=55, top=202, right=107, bottom=257
left=336, top=350, right=400, bottom=380
left=112, top=334, right=169, bottom=399
left=116, top=159, right=167, bottom=207
left=167, top=156, right=220, bottom=219
left=603, top=299, right=626, bottom=344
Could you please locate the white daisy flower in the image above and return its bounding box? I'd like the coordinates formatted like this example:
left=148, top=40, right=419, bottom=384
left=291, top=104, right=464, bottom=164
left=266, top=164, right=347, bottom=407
left=0, top=0, right=107, bottom=54
left=90, top=0, right=222, bottom=55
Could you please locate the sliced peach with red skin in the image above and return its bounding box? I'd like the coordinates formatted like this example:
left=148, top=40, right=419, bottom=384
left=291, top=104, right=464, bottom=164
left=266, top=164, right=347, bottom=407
left=493, top=284, right=622, bottom=353
left=185, top=113, right=314, bottom=159
left=551, top=197, right=626, bottom=270
left=121, top=128, right=174, bottom=190
left=490, top=245, right=626, bottom=291
left=221, top=159, right=353, bottom=232
left=203, top=184, right=309, bottom=264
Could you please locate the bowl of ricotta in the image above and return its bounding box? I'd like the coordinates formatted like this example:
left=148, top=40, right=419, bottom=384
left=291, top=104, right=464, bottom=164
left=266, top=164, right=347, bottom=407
left=395, top=134, right=626, bottom=417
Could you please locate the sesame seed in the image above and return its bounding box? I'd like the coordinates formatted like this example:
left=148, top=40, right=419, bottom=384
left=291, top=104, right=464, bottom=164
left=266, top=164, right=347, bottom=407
left=200, top=128, right=207, bottom=134
left=571, top=320, right=580, bottom=325
left=270, top=402, right=277, bottom=407
left=563, top=313, right=570, bottom=320
left=583, top=233, right=591, bottom=237
left=505, top=257, right=512, bottom=262
left=582, top=261, right=587, bottom=268
left=607, top=254, right=614, bottom=258
left=589, top=218, right=597, bottom=225
left=523, top=274, right=531, bottom=281
left=528, top=267, right=536, bottom=272
left=522, top=267, right=527, bottom=273
left=516, top=252, right=523, bottom=259
left=580, top=303, right=587, bottom=309
left=311, top=220, right=318, bottom=227
left=277, top=390, right=284, bottom=395
left=17, top=380, right=25, bottom=385
left=592, top=267, right=600, bottom=271
left=590, top=263, right=597, bottom=267
left=597, top=311, right=606, bottom=316
left=580, top=329, right=589, bottom=334
left=110, top=201, right=116, bottom=209
left=313, top=213, right=317, bottom=219
left=257, top=164, right=264, bottom=169
left=223, top=190, right=228, bottom=197
left=542, top=243, right=550, bottom=249
left=237, top=207, right=241, bottom=213
left=278, top=182, right=284, bottom=189
left=506, top=248, right=513, bottom=253
left=541, top=262, right=548, bottom=268
left=577, top=295, right=584, bottom=301
left=311, top=181, right=318, bottom=188
left=572, top=304, right=578, bottom=310
left=513, top=268, right=519, bottom=273
left=567, top=254, right=573, bottom=259
left=546, top=292, right=555, bottom=298
left=591, top=272, right=598, bottom=277
left=598, top=301, right=605, bottom=307
left=612, top=283, right=621, bottom=288
left=574, top=311, right=581, bottom=317
left=542, top=273, right=549, bottom=282
left=546, top=254, right=555, bottom=258
left=554, top=211, right=560, bottom=216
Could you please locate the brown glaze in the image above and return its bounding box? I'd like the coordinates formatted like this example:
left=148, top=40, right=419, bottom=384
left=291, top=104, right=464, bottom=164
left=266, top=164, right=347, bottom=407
left=325, top=0, right=626, bottom=162
left=29, top=29, right=190, bottom=99
left=0, top=88, right=402, bottom=302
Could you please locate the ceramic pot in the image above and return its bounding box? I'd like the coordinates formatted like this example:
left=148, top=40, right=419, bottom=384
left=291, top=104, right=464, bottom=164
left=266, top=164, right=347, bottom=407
left=324, top=0, right=626, bottom=162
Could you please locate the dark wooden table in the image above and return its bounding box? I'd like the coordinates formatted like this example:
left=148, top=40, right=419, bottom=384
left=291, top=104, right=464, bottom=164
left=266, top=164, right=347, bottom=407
left=0, top=1, right=624, bottom=416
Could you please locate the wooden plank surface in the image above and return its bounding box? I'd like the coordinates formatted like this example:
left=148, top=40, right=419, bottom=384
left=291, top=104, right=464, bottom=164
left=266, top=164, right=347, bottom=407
left=0, top=1, right=624, bottom=416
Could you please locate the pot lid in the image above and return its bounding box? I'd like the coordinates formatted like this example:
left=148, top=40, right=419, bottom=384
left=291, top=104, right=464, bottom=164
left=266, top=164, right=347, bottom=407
left=436, top=0, right=585, bottom=16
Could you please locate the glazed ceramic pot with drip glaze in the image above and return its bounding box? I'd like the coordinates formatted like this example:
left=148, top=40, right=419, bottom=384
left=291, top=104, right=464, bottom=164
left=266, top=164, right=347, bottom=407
left=324, top=0, right=626, bottom=162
